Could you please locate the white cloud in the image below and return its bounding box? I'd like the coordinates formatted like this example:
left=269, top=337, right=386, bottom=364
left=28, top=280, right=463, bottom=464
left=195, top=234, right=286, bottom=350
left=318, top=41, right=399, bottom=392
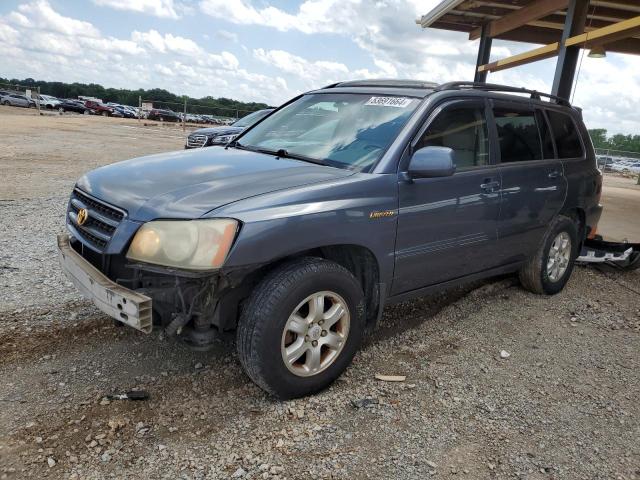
left=215, top=29, right=238, bottom=42
left=2, top=0, right=639, bottom=133
left=132, top=30, right=203, bottom=56
left=0, top=0, right=288, bottom=105
left=18, top=0, right=100, bottom=37
left=92, top=0, right=183, bottom=19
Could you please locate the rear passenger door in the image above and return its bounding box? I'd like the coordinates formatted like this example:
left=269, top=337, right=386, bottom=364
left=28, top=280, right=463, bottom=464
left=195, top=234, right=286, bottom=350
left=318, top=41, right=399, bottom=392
left=491, top=101, right=567, bottom=264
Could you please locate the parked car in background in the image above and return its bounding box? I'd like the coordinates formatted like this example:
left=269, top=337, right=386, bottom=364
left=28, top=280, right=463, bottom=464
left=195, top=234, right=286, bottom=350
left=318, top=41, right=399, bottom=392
left=611, top=160, right=640, bottom=173
left=1, top=93, right=35, bottom=108
left=185, top=108, right=274, bottom=148
left=110, top=105, right=135, bottom=118
left=39, top=94, right=62, bottom=109
left=58, top=99, right=91, bottom=114
left=84, top=100, right=114, bottom=116
left=59, top=80, right=602, bottom=399
left=147, top=109, right=180, bottom=122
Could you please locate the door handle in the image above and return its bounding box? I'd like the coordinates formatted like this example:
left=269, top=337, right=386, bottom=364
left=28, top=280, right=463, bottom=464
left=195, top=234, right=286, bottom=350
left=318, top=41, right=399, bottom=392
left=548, top=170, right=561, bottom=179
left=480, top=180, right=500, bottom=193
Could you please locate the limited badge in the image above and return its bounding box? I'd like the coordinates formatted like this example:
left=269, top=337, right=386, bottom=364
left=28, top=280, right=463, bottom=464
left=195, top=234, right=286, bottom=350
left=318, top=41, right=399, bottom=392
left=369, top=210, right=396, bottom=219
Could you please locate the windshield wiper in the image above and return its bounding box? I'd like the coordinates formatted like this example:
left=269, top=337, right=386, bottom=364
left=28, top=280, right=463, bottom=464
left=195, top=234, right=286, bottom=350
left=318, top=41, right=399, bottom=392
left=227, top=143, right=328, bottom=166
left=270, top=148, right=328, bottom=166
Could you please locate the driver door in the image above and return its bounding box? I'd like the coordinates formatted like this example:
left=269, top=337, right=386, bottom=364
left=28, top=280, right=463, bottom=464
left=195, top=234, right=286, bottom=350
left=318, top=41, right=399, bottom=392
left=392, top=99, right=501, bottom=295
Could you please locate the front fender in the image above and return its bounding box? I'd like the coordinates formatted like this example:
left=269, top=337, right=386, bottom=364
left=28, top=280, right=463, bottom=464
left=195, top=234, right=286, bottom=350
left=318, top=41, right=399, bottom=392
left=212, top=173, right=399, bottom=287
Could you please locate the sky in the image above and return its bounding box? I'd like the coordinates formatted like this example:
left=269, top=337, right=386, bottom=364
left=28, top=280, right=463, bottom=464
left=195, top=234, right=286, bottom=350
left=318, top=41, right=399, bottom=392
left=1, top=0, right=639, bottom=134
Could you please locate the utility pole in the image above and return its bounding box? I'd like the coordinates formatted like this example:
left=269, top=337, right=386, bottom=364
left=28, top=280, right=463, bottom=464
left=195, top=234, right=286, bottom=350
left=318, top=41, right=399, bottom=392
left=138, top=95, right=141, bottom=125
left=36, top=86, right=41, bottom=115
left=183, top=97, right=187, bottom=132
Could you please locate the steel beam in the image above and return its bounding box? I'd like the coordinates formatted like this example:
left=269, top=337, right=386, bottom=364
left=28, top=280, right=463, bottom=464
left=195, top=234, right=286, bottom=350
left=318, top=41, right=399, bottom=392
left=474, top=24, right=493, bottom=82
left=551, top=0, right=590, bottom=99
left=469, top=0, right=570, bottom=40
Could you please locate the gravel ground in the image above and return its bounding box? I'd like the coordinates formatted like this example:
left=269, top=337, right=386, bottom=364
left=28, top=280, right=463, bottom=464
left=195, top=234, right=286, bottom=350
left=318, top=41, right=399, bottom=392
left=1, top=108, right=639, bottom=479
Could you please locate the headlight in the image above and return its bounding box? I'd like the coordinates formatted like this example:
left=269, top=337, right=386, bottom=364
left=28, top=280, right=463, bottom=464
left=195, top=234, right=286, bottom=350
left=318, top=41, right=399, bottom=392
left=126, top=219, right=238, bottom=270
left=210, top=134, right=238, bottom=145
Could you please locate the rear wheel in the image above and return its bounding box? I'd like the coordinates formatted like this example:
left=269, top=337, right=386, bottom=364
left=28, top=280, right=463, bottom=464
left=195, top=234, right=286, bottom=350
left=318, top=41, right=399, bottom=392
left=237, top=257, right=365, bottom=399
left=2, top=101, right=8, bottom=106
left=519, top=215, right=578, bottom=295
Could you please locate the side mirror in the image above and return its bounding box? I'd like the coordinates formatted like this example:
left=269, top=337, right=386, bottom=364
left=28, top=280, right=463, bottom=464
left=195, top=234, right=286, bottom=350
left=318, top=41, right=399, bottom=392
left=408, top=146, right=456, bottom=178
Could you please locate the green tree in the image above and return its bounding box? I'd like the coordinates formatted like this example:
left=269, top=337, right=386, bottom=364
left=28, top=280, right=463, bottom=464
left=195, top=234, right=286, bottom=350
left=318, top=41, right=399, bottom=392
left=0, top=77, right=271, bottom=116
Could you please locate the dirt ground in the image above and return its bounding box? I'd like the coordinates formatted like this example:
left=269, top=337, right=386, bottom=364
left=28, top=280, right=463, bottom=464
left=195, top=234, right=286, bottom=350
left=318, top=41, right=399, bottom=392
left=1, top=107, right=639, bottom=479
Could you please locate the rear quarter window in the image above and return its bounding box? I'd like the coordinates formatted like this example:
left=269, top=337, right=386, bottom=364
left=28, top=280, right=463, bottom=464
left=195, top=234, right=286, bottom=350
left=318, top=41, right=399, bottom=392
left=547, top=110, right=584, bottom=158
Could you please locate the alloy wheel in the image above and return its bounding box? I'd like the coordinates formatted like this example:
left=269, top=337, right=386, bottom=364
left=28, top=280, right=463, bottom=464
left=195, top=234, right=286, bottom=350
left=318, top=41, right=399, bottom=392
left=547, top=232, right=572, bottom=282
left=281, top=291, right=350, bottom=377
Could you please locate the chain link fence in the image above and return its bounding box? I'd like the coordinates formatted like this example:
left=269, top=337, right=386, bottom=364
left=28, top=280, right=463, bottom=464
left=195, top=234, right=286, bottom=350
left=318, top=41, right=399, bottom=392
left=595, top=148, right=640, bottom=184
left=138, top=97, right=262, bottom=130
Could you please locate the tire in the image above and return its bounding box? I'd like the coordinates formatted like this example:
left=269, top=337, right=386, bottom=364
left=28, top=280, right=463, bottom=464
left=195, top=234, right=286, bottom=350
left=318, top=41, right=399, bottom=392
left=237, top=257, right=365, bottom=399
left=519, top=215, right=578, bottom=295
left=101, top=111, right=108, bottom=117
left=2, top=101, right=8, bottom=106
left=83, top=109, right=89, bottom=115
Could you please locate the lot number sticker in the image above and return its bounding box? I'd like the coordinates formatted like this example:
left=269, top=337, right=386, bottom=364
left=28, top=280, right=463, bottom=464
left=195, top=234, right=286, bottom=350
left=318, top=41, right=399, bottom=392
left=365, top=96, right=413, bottom=108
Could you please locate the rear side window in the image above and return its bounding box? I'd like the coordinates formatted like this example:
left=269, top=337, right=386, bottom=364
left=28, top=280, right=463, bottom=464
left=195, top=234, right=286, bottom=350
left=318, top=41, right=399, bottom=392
left=547, top=110, right=583, bottom=158
left=416, top=105, right=489, bottom=170
left=494, top=108, right=542, bottom=162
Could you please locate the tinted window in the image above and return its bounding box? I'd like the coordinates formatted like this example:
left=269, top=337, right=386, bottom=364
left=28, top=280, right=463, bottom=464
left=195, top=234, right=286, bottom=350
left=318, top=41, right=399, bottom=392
left=547, top=110, right=583, bottom=158
left=494, top=108, right=542, bottom=162
left=416, top=105, right=489, bottom=169
left=536, top=110, right=555, bottom=158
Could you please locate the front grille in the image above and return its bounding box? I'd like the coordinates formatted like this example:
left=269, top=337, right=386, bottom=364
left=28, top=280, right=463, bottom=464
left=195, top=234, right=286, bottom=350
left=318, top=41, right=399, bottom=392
left=186, top=134, right=207, bottom=148
left=67, top=189, right=125, bottom=252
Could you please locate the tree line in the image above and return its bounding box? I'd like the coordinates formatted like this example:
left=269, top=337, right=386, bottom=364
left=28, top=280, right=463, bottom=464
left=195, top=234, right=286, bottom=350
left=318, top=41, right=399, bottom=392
left=588, top=129, right=640, bottom=154
left=0, top=77, right=271, bottom=116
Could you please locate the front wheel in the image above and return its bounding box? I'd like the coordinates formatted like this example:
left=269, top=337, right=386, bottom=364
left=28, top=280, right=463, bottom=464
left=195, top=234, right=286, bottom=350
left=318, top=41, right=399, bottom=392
left=519, top=215, right=578, bottom=295
left=237, top=257, right=365, bottom=399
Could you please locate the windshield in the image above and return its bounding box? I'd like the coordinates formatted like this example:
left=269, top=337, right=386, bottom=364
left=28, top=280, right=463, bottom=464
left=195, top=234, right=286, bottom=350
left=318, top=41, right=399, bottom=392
left=237, top=93, right=419, bottom=171
left=233, top=109, right=271, bottom=128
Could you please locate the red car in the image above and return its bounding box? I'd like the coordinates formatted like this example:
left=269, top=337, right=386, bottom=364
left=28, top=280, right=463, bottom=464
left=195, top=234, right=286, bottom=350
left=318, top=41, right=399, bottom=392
left=84, top=100, right=114, bottom=117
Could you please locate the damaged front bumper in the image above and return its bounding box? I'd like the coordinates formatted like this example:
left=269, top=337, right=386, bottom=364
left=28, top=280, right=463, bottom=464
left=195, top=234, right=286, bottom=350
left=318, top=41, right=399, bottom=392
left=57, top=234, right=153, bottom=333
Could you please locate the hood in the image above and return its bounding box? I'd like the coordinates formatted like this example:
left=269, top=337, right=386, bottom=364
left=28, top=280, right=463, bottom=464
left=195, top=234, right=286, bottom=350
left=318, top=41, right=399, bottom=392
left=76, top=147, right=355, bottom=221
left=189, top=126, right=243, bottom=137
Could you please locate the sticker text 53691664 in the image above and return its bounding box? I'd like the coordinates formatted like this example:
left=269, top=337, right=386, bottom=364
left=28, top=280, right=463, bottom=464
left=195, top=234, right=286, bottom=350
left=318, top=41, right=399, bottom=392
left=364, top=97, right=413, bottom=108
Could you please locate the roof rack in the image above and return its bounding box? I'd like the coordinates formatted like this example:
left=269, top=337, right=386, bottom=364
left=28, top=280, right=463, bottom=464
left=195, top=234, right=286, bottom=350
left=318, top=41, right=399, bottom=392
left=323, top=79, right=439, bottom=90
left=435, top=82, right=571, bottom=106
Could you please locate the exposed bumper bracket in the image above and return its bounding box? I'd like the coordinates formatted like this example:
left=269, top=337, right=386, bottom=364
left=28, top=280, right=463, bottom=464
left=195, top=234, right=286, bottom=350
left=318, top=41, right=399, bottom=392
left=57, top=234, right=153, bottom=333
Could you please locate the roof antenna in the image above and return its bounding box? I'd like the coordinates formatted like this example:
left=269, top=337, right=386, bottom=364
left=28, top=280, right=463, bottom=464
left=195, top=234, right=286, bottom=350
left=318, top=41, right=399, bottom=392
left=571, top=4, right=597, bottom=104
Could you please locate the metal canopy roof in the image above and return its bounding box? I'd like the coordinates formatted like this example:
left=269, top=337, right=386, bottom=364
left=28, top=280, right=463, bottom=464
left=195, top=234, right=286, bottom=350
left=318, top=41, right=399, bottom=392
left=417, top=0, right=640, bottom=55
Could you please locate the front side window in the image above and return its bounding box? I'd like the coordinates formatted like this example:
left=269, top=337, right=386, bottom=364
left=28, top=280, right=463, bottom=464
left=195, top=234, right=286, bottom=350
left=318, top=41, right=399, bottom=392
left=415, top=105, right=489, bottom=169
left=547, top=110, right=584, bottom=159
left=494, top=108, right=542, bottom=162
left=238, top=93, right=420, bottom=171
